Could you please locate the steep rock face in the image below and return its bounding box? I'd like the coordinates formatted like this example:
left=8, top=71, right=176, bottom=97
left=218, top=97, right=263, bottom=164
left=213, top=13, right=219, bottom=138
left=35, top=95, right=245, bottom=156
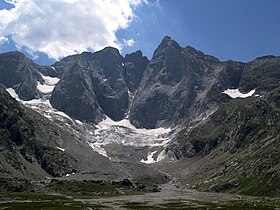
left=129, top=36, right=221, bottom=129
left=39, top=65, right=62, bottom=78
left=50, top=63, right=104, bottom=123
left=129, top=37, right=280, bottom=129
left=168, top=54, right=280, bottom=157
left=216, top=61, right=244, bottom=89
left=123, top=50, right=149, bottom=92
left=91, top=47, right=129, bottom=120
left=50, top=47, right=129, bottom=122
left=0, top=51, right=43, bottom=100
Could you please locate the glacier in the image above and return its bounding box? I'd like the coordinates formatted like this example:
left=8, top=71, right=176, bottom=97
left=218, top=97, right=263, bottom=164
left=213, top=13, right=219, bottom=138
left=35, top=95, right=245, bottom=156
left=6, top=73, right=173, bottom=164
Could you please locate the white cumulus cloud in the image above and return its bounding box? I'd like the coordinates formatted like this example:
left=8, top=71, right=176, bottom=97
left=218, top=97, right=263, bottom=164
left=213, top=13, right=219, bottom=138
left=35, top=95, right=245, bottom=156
left=0, top=0, right=145, bottom=60
left=123, top=38, right=135, bottom=47
left=3, top=0, right=19, bottom=4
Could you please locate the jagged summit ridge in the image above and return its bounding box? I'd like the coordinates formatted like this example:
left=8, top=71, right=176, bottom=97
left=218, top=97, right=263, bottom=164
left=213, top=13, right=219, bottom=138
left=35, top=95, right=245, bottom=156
left=1, top=36, right=279, bottom=130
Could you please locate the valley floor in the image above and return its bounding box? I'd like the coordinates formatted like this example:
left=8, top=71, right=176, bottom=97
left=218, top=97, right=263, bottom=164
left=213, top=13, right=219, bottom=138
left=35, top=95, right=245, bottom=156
left=1, top=183, right=279, bottom=210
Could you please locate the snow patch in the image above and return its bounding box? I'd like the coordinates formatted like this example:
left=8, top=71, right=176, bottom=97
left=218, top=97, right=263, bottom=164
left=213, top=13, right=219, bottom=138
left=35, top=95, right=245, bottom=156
left=141, top=151, right=157, bottom=164
left=37, top=82, right=55, bottom=94
left=87, top=142, right=108, bottom=157
left=223, top=89, right=255, bottom=98
left=6, top=88, right=20, bottom=100
left=75, top=120, right=83, bottom=125
left=157, top=149, right=167, bottom=162
left=56, top=147, right=65, bottom=152
left=37, top=73, right=60, bottom=94
left=40, top=74, right=60, bottom=86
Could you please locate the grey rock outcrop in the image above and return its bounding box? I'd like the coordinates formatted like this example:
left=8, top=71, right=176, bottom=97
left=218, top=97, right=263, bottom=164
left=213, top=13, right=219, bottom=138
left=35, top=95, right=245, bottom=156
left=0, top=51, right=43, bottom=100
left=239, top=56, right=280, bottom=92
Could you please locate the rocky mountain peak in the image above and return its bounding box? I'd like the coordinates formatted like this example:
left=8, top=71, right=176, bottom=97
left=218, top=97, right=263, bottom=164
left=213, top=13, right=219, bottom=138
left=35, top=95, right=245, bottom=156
left=1, top=51, right=25, bottom=59
left=95, top=46, right=122, bottom=65
left=100, top=46, right=120, bottom=55
left=1, top=36, right=279, bottom=130
left=0, top=51, right=43, bottom=100
left=255, top=55, right=276, bottom=61
left=0, top=36, right=280, bottom=199
left=183, top=46, right=220, bottom=64
left=50, top=45, right=130, bottom=122
left=154, top=36, right=182, bottom=56
left=123, top=50, right=149, bottom=92
left=124, top=50, right=144, bottom=60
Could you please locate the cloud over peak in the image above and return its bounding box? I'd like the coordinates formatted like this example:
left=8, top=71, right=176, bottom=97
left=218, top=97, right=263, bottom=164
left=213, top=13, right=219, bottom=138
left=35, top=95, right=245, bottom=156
left=0, top=0, right=146, bottom=60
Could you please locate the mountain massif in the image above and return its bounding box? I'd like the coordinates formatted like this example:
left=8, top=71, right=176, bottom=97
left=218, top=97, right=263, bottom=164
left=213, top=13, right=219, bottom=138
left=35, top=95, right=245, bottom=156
left=0, top=36, right=279, bottom=197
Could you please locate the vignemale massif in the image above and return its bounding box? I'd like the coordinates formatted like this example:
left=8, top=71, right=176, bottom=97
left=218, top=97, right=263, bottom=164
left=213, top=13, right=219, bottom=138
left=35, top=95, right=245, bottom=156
left=0, top=36, right=279, bottom=197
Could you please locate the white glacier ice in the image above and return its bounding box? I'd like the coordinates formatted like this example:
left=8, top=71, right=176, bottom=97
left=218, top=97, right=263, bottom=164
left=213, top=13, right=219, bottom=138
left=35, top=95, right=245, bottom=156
left=89, top=116, right=172, bottom=163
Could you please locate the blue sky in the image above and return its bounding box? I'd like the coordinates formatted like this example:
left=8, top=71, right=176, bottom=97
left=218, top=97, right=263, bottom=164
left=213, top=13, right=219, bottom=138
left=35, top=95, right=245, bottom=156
left=0, top=0, right=279, bottom=64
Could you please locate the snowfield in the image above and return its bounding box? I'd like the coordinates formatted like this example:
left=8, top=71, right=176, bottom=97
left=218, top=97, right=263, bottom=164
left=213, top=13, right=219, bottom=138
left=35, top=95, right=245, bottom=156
left=223, top=88, right=255, bottom=98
